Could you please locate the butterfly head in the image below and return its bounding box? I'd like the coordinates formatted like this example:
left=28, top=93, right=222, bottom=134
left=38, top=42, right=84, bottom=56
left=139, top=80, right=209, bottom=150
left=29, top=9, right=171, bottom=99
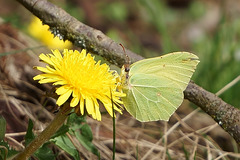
left=120, top=64, right=129, bottom=87
left=119, top=44, right=131, bottom=85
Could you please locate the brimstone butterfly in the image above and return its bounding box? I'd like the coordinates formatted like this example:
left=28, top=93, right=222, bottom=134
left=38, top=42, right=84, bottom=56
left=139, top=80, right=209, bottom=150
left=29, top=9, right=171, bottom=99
left=120, top=52, right=199, bottom=122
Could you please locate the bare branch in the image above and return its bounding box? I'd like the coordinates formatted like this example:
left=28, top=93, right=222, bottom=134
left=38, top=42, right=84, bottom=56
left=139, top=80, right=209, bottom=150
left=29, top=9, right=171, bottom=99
left=16, top=0, right=240, bottom=145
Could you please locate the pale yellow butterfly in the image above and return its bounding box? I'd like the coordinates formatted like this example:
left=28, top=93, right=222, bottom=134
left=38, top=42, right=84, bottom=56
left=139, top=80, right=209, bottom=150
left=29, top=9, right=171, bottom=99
left=120, top=52, right=199, bottom=122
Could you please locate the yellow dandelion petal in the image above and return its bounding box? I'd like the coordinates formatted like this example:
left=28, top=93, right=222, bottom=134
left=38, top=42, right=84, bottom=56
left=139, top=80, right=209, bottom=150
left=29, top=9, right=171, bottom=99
left=85, top=97, right=94, bottom=116
left=53, top=80, right=68, bottom=85
left=56, top=89, right=72, bottom=106
left=70, top=97, right=79, bottom=107
left=101, top=96, right=122, bottom=116
left=36, top=66, right=54, bottom=74
left=46, top=66, right=57, bottom=73
left=104, top=103, right=114, bottom=117
left=80, top=49, right=86, bottom=57
left=52, top=49, right=63, bottom=60
left=56, top=85, right=70, bottom=95
left=72, top=88, right=78, bottom=97
left=36, top=75, right=62, bottom=84
left=37, top=73, right=59, bottom=79
left=92, top=99, right=101, bottom=121
left=38, top=78, right=58, bottom=84
left=80, top=96, right=85, bottom=115
left=33, top=74, right=44, bottom=80
left=33, top=49, right=125, bottom=121
left=39, top=54, right=54, bottom=66
left=113, top=98, right=124, bottom=105
left=113, top=105, right=122, bottom=113
left=92, top=113, right=96, bottom=120
left=95, top=107, right=101, bottom=121
left=50, top=56, right=61, bottom=66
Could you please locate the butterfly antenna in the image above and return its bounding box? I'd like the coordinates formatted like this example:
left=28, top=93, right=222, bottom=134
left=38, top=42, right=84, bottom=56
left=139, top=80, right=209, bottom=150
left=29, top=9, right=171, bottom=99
left=119, top=44, right=130, bottom=72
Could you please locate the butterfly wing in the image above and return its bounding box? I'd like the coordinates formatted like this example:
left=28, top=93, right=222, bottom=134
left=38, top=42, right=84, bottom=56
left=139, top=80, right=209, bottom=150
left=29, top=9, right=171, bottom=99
left=122, top=52, right=199, bottom=122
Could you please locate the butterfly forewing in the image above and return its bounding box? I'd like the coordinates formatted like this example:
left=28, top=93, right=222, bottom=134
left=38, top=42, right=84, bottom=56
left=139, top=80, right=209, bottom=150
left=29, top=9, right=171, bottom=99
left=129, top=52, right=199, bottom=90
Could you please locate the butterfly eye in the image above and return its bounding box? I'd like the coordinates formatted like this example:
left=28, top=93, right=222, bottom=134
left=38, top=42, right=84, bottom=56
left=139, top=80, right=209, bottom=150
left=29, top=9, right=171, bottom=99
left=125, top=67, right=130, bottom=72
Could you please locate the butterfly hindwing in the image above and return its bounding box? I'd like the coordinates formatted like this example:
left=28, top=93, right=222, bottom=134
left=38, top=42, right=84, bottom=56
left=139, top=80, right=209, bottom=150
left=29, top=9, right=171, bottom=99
left=122, top=74, right=183, bottom=121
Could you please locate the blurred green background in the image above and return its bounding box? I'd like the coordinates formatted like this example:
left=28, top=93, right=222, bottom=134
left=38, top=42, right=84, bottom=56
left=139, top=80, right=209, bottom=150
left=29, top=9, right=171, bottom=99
left=1, top=0, right=240, bottom=108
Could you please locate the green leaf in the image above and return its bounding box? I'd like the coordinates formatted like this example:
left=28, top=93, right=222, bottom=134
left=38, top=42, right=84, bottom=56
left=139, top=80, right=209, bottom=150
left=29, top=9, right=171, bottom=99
left=25, top=119, right=35, bottom=146
left=80, top=124, right=93, bottom=142
left=67, top=113, right=86, bottom=127
left=51, top=134, right=80, bottom=160
left=23, top=120, right=58, bottom=160
left=67, top=113, right=86, bottom=134
left=34, top=143, right=55, bottom=160
left=0, top=140, right=8, bottom=160
left=0, top=140, right=18, bottom=160
left=51, top=124, right=69, bottom=139
left=0, top=116, right=6, bottom=141
left=75, top=131, right=99, bottom=157
left=66, top=113, right=99, bottom=156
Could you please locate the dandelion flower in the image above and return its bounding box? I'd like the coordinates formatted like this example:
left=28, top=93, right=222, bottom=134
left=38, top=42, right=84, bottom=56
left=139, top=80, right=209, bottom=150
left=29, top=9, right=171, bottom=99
left=28, top=16, right=72, bottom=49
left=34, top=49, right=125, bottom=121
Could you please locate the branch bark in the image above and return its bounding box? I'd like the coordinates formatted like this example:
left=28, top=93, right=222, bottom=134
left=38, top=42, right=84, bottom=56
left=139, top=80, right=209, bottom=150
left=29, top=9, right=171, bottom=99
left=16, top=0, right=240, bottom=145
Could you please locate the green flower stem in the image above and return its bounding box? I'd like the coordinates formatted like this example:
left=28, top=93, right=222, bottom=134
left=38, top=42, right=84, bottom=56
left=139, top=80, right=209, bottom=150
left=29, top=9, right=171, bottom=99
left=14, top=104, right=72, bottom=160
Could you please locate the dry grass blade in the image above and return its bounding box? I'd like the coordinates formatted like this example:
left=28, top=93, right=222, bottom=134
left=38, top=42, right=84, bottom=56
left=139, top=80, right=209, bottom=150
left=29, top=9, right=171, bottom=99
left=216, top=75, right=240, bottom=96
left=142, top=107, right=201, bottom=159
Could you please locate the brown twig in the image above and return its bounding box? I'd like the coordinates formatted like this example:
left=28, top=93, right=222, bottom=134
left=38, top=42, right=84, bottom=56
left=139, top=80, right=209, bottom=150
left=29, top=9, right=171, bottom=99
left=16, top=0, right=240, bottom=145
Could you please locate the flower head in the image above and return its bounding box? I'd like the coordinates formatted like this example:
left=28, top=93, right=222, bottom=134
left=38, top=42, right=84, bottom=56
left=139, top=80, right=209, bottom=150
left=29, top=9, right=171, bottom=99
left=34, top=49, right=125, bottom=120
left=28, top=16, right=72, bottom=49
